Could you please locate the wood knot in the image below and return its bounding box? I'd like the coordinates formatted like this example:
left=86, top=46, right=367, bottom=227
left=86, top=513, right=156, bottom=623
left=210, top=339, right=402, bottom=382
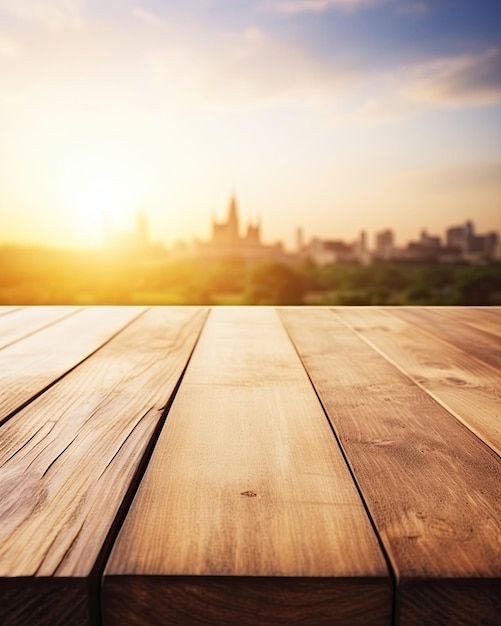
left=240, top=490, right=257, bottom=498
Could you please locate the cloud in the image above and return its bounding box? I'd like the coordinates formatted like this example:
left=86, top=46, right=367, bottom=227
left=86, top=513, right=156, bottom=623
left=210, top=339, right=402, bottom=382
left=204, top=27, right=358, bottom=105
left=142, top=24, right=359, bottom=109
left=2, top=1, right=497, bottom=127
left=132, top=8, right=171, bottom=29
left=128, top=8, right=501, bottom=120
left=264, top=0, right=385, bottom=13
left=0, top=0, right=84, bottom=31
left=407, top=48, right=501, bottom=107
left=350, top=48, right=501, bottom=123
left=264, top=0, right=433, bottom=17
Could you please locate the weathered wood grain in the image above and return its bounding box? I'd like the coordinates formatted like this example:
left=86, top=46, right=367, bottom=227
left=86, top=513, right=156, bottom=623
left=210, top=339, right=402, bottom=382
left=387, top=306, right=501, bottom=370
left=0, top=306, right=145, bottom=425
left=337, top=306, right=501, bottom=457
left=0, top=306, right=80, bottom=350
left=280, top=307, right=501, bottom=626
left=0, top=307, right=207, bottom=626
left=103, top=307, right=391, bottom=626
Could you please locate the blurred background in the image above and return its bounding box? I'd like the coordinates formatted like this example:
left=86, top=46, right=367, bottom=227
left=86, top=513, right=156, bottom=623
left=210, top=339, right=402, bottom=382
left=1, top=0, right=500, bottom=305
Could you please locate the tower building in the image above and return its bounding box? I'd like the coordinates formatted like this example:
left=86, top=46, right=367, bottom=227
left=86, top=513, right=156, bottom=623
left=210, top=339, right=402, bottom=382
left=211, top=195, right=242, bottom=246
left=209, top=194, right=261, bottom=249
left=197, top=192, right=283, bottom=260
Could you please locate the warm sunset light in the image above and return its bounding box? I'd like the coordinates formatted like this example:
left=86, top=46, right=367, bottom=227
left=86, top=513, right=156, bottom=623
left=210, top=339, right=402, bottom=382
left=56, top=139, right=148, bottom=244
left=0, top=1, right=500, bottom=305
left=0, top=0, right=500, bottom=251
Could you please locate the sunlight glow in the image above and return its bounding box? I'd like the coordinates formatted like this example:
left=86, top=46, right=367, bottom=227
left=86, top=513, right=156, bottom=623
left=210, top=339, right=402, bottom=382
left=0, top=1, right=499, bottom=250
left=56, top=139, right=149, bottom=243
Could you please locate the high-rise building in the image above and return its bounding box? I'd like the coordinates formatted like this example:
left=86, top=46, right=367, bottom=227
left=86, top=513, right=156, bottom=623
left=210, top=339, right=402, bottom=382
left=446, top=221, right=499, bottom=258
left=375, top=229, right=394, bottom=259
left=446, top=221, right=474, bottom=251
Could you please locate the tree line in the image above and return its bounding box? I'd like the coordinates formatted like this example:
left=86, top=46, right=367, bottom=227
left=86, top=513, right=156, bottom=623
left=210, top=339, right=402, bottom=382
left=1, top=245, right=500, bottom=306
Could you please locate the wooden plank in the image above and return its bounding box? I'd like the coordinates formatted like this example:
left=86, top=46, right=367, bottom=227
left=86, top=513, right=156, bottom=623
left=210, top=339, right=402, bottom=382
left=0, top=306, right=80, bottom=350
left=103, top=307, right=391, bottom=626
left=280, top=308, right=501, bottom=626
left=431, top=306, right=501, bottom=338
left=387, top=306, right=501, bottom=370
left=0, top=307, right=207, bottom=626
left=0, top=306, right=146, bottom=425
left=336, top=307, right=501, bottom=458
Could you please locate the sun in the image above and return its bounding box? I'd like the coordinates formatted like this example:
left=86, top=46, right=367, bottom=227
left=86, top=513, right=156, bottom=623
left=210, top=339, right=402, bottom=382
left=57, top=138, right=149, bottom=245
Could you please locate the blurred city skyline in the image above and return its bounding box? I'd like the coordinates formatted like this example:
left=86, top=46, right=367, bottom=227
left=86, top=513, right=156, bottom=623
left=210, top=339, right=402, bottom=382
left=0, top=0, right=500, bottom=250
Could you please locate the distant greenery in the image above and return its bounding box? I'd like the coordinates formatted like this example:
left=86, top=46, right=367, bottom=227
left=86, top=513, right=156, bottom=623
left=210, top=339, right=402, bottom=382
left=1, top=245, right=500, bottom=306
left=305, top=262, right=501, bottom=306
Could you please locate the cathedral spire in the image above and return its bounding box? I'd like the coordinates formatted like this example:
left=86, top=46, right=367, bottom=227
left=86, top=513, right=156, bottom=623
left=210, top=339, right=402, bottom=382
left=228, top=193, right=238, bottom=219
left=227, top=193, right=239, bottom=239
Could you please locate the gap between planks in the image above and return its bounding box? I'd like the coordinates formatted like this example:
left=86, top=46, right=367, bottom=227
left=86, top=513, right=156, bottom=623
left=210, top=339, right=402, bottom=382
left=280, top=307, right=501, bottom=626
left=0, top=307, right=208, bottom=626
left=428, top=307, right=501, bottom=338
left=0, top=307, right=148, bottom=427
left=335, top=306, right=501, bottom=458
left=385, top=306, right=501, bottom=372
left=103, top=307, right=392, bottom=626
left=0, top=306, right=82, bottom=351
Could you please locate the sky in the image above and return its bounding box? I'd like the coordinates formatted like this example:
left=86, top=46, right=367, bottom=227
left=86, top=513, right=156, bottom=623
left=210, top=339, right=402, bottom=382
left=0, top=0, right=500, bottom=250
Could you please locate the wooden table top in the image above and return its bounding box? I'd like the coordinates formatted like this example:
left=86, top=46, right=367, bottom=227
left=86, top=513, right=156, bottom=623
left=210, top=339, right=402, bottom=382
left=0, top=306, right=499, bottom=626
